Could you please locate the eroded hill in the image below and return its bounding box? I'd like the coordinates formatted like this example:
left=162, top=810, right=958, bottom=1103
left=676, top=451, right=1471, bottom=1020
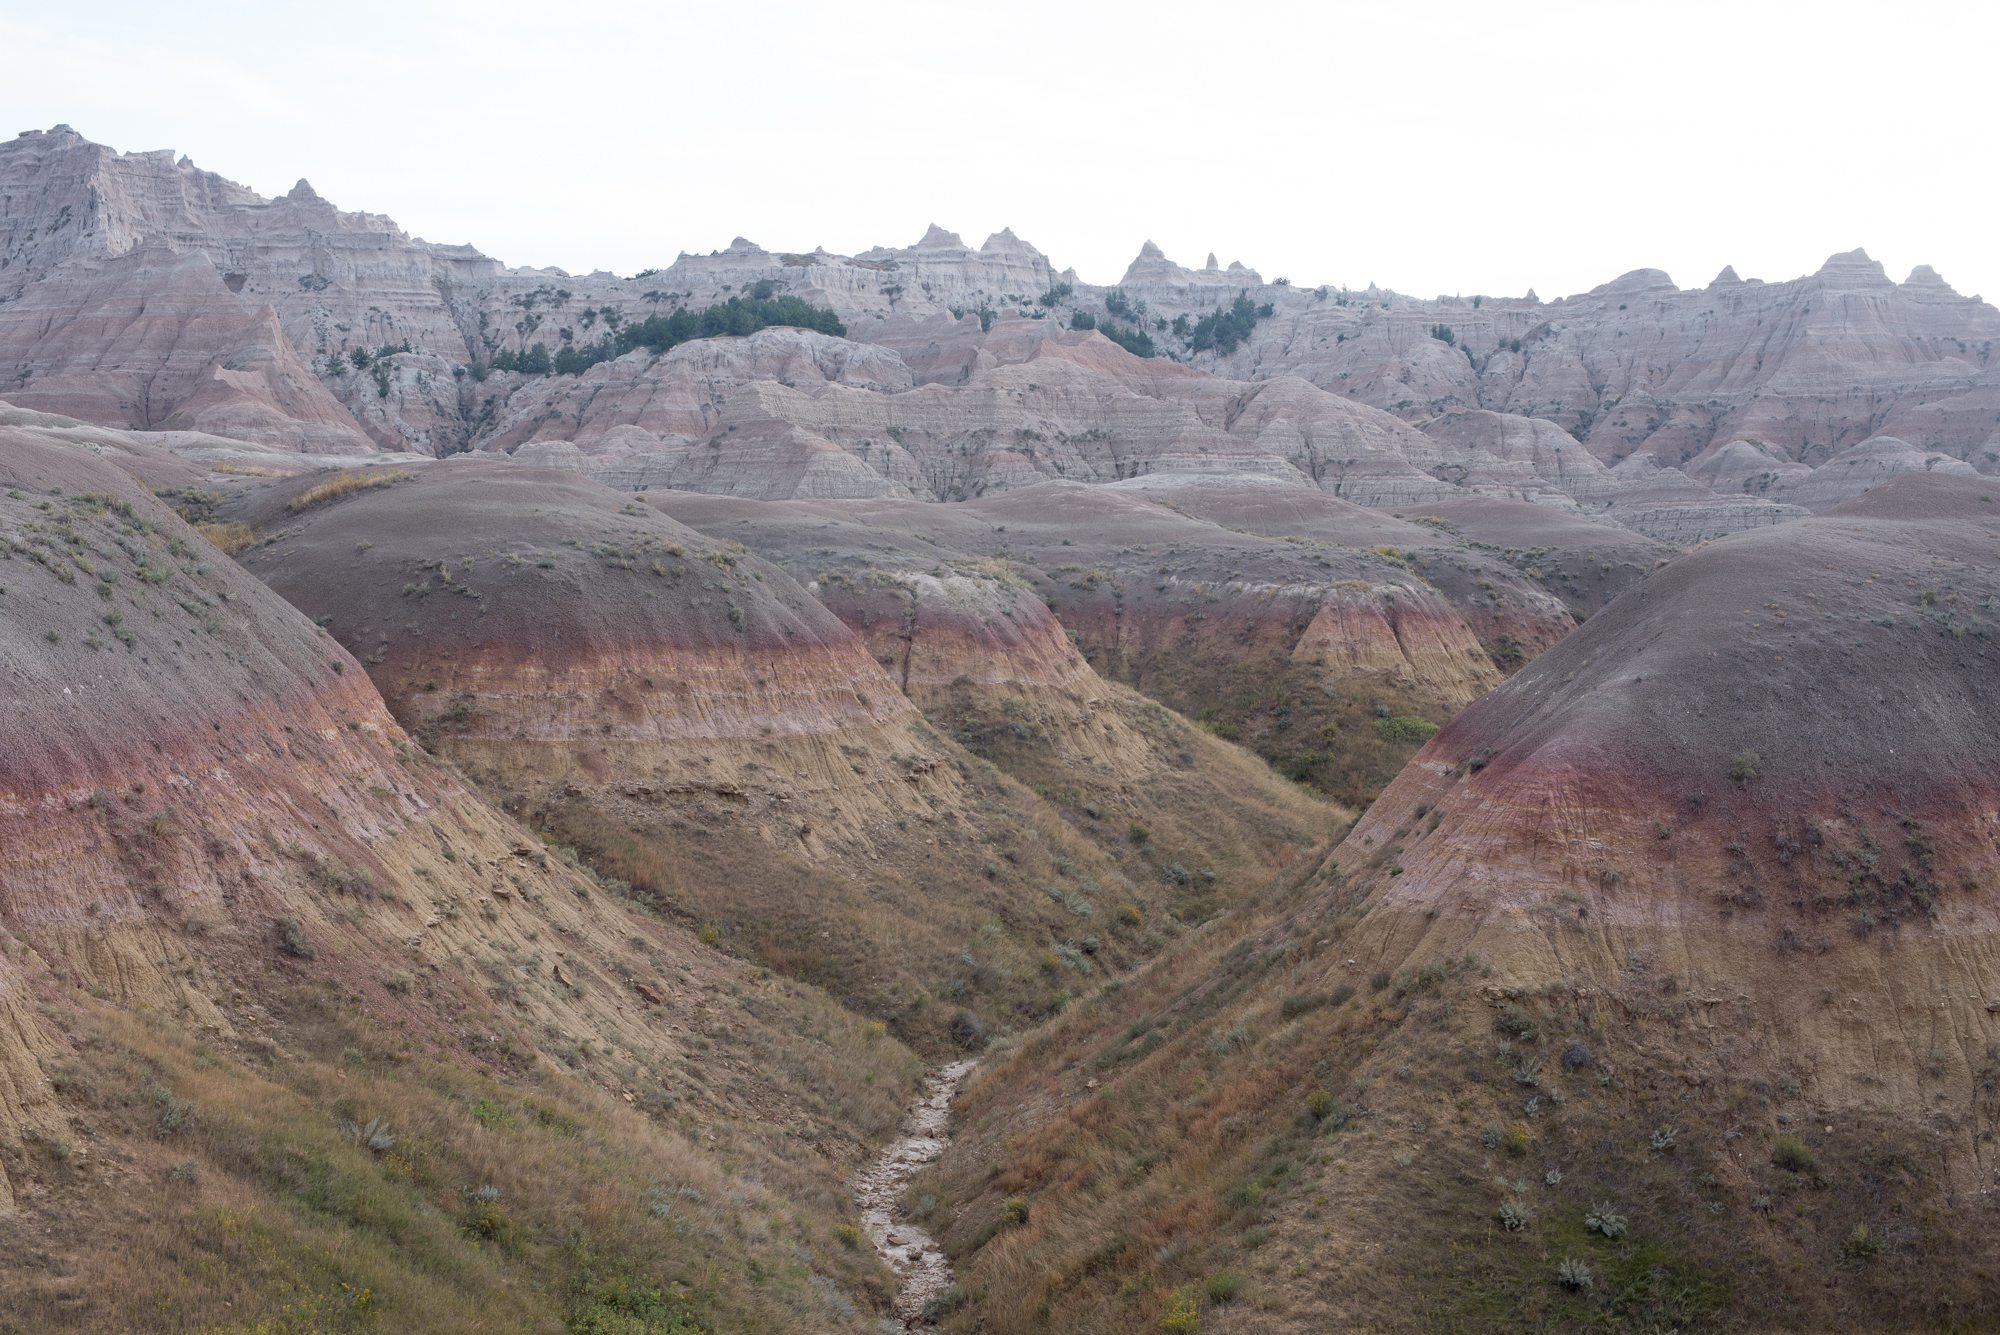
left=898, top=473, right=2000, bottom=1334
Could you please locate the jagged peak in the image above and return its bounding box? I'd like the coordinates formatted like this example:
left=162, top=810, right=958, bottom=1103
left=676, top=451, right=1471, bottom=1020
left=725, top=236, right=765, bottom=253
left=1590, top=268, right=1676, bottom=297
left=917, top=223, right=964, bottom=249
left=1205, top=253, right=1219, bottom=270
left=1137, top=239, right=1166, bottom=261
left=1814, top=247, right=1890, bottom=284
left=1710, top=265, right=1742, bottom=285
left=286, top=179, right=318, bottom=201
left=1903, top=264, right=1958, bottom=293
left=979, top=227, right=1043, bottom=258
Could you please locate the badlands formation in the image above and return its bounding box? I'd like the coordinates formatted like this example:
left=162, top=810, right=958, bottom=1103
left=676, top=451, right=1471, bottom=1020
left=0, top=123, right=1997, bottom=1333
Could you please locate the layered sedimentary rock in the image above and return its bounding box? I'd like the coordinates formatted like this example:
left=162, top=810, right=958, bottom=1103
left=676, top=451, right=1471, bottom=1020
left=0, top=238, right=372, bottom=451
left=471, top=323, right=1463, bottom=507
left=229, top=460, right=919, bottom=821
left=15, top=123, right=1992, bottom=562
left=646, top=479, right=1576, bottom=808
left=0, top=126, right=1853, bottom=546
left=0, top=429, right=754, bottom=1210
left=1418, top=408, right=1811, bottom=541
left=228, top=459, right=1343, bottom=1039
left=1155, top=247, right=2000, bottom=470
left=1328, top=471, right=2000, bottom=1114
left=1079, top=470, right=1579, bottom=662
left=0, top=126, right=628, bottom=453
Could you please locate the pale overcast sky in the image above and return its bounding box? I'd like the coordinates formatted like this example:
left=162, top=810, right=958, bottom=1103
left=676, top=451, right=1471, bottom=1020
left=6, top=0, right=1997, bottom=302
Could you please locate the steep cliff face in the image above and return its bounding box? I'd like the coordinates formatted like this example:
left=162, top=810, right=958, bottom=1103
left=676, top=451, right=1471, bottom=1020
left=0, top=238, right=372, bottom=450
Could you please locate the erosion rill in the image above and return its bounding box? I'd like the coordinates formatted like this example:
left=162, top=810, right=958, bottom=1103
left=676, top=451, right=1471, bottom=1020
left=853, top=1060, right=977, bottom=1327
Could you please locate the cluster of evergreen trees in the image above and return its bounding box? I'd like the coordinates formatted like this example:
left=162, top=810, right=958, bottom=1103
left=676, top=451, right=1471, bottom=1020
left=1099, top=323, right=1157, bottom=358
left=1180, top=294, right=1275, bottom=355
left=485, top=295, right=847, bottom=378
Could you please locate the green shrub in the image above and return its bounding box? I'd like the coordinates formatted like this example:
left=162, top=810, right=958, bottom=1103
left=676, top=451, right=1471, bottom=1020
left=1840, top=1222, right=1881, bottom=1260
left=1328, top=984, right=1355, bottom=1006
left=1556, top=1255, right=1593, bottom=1291
left=1070, top=311, right=1097, bottom=331
left=1498, top=1201, right=1531, bottom=1231
left=153, top=1087, right=196, bottom=1136
left=1771, top=1134, right=1816, bottom=1172
left=1001, top=1196, right=1031, bottom=1227
left=275, top=917, right=315, bottom=959
left=1373, top=715, right=1441, bottom=744
left=833, top=1223, right=861, bottom=1249
left=456, top=1187, right=516, bottom=1252
left=1205, top=1270, right=1246, bottom=1302
left=1585, top=1201, right=1628, bottom=1238
left=1430, top=324, right=1455, bottom=345
left=1729, top=749, right=1761, bottom=781
left=1280, top=992, right=1330, bottom=1019
left=1158, top=1285, right=1201, bottom=1333
left=923, top=1286, right=967, bottom=1319
left=1305, top=1089, right=1334, bottom=1121
left=1496, top=1002, right=1536, bottom=1037
left=1369, top=971, right=1391, bottom=992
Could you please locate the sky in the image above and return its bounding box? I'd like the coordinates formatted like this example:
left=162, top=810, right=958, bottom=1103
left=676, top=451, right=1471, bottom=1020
left=5, top=0, right=1998, bottom=302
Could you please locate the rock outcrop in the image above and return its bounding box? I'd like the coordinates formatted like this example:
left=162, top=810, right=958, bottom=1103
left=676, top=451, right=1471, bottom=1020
left=18, top=126, right=1954, bottom=561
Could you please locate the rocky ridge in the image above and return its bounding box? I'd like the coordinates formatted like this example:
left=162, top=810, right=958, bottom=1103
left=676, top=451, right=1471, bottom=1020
left=8, top=127, right=1966, bottom=547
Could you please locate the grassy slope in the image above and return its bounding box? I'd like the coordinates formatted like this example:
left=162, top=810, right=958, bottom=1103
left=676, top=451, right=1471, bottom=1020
left=905, top=853, right=1998, bottom=1334
left=2, top=944, right=921, bottom=1334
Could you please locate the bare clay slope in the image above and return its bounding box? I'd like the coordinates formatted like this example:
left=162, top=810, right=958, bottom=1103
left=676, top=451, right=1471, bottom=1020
left=0, top=433, right=947, bottom=1333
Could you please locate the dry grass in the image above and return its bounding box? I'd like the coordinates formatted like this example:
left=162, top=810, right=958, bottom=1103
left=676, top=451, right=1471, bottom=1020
left=0, top=895, right=936, bottom=1335
left=211, top=463, right=302, bottom=478
left=0, top=962, right=922, bottom=1333
left=193, top=519, right=255, bottom=554
left=288, top=469, right=417, bottom=515
left=904, top=845, right=2000, bottom=1334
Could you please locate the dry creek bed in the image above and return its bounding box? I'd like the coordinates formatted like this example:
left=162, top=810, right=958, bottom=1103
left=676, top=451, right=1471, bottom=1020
left=852, top=1060, right=975, bottom=1329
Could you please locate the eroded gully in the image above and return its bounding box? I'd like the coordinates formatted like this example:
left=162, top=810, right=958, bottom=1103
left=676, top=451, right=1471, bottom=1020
left=852, top=1059, right=976, bottom=1329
